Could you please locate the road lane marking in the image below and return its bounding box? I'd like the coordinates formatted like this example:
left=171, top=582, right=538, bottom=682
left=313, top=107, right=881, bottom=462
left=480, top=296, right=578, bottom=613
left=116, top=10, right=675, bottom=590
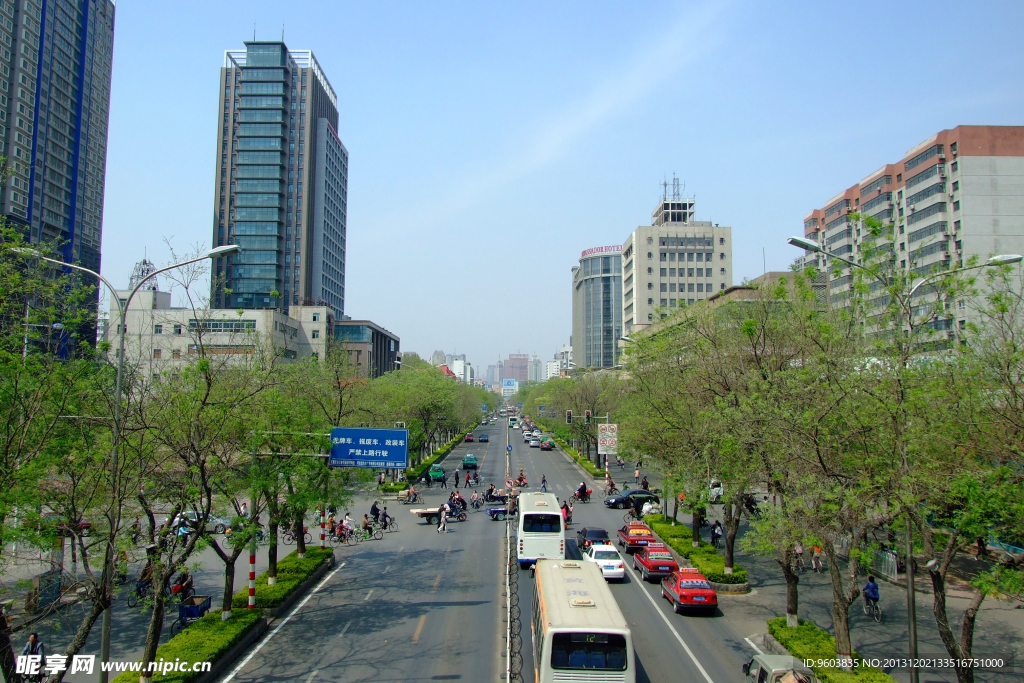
left=304, top=669, right=318, bottom=683
left=363, top=589, right=373, bottom=601
left=412, top=614, right=427, bottom=642
left=384, top=564, right=392, bottom=574
left=744, top=637, right=764, bottom=655
left=339, top=621, right=352, bottom=640
left=220, top=561, right=346, bottom=683
left=431, top=573, right=442, bottom=592
left=625, top=563, right=716, bottom=683
left=399, top=546, right=404, bottom=552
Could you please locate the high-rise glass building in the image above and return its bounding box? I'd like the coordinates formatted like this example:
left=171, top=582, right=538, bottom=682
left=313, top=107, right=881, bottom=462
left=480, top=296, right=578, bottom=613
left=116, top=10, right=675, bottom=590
left=211, top=42, right=348, bottom=315
left=1, top=0, right=115, bottom=273
left=571, top=246, right=623, bottom=368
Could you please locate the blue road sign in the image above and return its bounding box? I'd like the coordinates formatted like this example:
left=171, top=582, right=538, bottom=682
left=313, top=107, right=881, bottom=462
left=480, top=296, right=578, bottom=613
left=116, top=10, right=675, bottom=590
left=507, top=445, right=513, bottom=452
left=502, top=379, right=516, bottom=388
left=517, top=402, right=524, bottom=409
left=482, top=402, right=489, bottom=412
left=329, top=427, right=409, bottom=468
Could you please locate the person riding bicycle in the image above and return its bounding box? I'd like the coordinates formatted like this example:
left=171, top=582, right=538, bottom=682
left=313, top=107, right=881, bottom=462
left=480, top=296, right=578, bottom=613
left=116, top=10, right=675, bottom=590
left=810, top=544, right=823, bottom=571
left=862, top=575, right=880, bottom=609
left=606, top=478, right=618, bottom=495
left=327, top=512, right=336, bottom=532
left=631, top=496, right=644, bottom=519
left=795, top=542, right=805, bottom=569
left=172, top=568, right=193, bottom=600
left=370, top=501, right=381, bottom=525
left=360, top=514, right=372, bottom=536
left=471, top=490, right=480, bottom=508
left=379, top=506, right=392, bottom=529
left=710, top=521, right=723, bottom=546
left=407, top=484, right=419, bottom=503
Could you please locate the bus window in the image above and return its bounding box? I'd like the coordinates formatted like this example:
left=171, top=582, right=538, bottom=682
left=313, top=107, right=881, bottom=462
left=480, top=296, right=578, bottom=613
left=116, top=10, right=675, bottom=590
left=522, top=514, right=561, bottom=533
left=550, top=633, right=628, bottom=671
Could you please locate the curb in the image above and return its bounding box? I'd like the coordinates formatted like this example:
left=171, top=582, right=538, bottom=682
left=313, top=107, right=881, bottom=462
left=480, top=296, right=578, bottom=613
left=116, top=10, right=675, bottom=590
left=192, top=616, right=269, bottom=683
left=264, top=553, right=335, bottom=619
left=710, top=580, right=751, bottom=594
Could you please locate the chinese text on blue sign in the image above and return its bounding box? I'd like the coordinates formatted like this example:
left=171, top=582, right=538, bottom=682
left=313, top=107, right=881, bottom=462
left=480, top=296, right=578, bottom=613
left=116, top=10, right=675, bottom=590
left=329, top=427, right=409, bottom=469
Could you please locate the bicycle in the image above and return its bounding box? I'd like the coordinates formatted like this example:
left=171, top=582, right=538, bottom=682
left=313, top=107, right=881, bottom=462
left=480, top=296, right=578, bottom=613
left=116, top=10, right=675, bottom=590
left=378, top=517, right=399, bottom=533
left=356, top=526, right=383, bottom=542
left=863, top=596, right=882, bottom=623
left=126, top=578, right=169, bottom=608
left=282, top=527, right=312, bottom=545
left=794, top=555, right=806, bottom=573
left=623, top=509, right=645, bottom=524
left=711, top=533, right=722, bottom=549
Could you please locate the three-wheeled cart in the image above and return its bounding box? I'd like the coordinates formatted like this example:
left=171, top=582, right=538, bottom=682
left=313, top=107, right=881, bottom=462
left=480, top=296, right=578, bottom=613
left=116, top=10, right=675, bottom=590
left=170, top=594, right=211, bottom=636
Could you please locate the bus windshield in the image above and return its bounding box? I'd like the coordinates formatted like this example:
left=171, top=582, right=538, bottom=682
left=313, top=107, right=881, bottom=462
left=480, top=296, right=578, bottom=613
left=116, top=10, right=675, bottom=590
left=522, top=513, right=561, bottom=533
left=550, top=632, right=628, bottom=671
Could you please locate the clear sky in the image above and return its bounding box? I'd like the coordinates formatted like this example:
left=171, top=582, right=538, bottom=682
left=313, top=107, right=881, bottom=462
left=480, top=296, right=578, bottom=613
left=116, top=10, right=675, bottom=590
left=100, top=0, right=1024, bottom=370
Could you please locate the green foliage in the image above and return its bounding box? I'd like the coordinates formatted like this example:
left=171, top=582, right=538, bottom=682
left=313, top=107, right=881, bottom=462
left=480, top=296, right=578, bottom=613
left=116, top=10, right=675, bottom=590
left=406, top=432, right=466, bottom=481
left=647, top=517, right=747, bottom=583
left=231, top=547, right=333, bottom=608
left=767, top=617, right=896, bottom=683
left=380, top=481, right=409, bottom=493
left=110, top=609, right=264, bottom=683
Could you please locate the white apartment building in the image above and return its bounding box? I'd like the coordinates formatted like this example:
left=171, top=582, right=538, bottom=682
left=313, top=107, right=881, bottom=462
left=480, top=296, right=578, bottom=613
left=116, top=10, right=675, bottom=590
left=621, top=196, right=734, bottom=334
left=795, top=125, right=1024, bottom=336
left=544, top=360, right=560, bottom=380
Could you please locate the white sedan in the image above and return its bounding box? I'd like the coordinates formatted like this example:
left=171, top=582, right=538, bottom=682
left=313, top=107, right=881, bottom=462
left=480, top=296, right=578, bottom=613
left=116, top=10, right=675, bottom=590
left=583, top=543, right=626, bottom=581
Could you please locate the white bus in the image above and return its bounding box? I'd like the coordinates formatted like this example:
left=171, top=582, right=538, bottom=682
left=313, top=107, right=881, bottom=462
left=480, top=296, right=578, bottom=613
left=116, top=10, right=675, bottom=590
left=531, top=559, right=635, bottom=683
left=508, top=415, right=519, bottom=428
left=517, top=492, right=565, bottom=569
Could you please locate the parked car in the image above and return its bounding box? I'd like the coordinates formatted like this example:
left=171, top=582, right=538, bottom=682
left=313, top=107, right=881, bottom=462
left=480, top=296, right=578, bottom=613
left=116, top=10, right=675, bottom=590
left=465, top=434, right=474, bottom=442
left=617, top=522, right=655, bottom=553
left=576, top=527, right=610, bottom=550
left=604, top=489, right=660, bottom=510
left=539, top=441, right=553, bottom=451
left=479, top=434, right=489, bottom=443
left=632, top=542, right=678, bottom=581
left=529, top=439, right=541, bottom=448
left=172, top=511, right=232, bottom=534
left=660, top=567, right=718, bottom=614
left=583, top=543, right=626, bottom=581
left=461, top=454, right=478, bottom=470
left=523, top=432, right=533, bottom=443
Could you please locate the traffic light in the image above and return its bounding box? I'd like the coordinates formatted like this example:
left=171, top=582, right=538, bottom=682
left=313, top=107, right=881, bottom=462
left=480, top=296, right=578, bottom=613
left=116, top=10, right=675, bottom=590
left=566, top=410, right=573, bottom=424
left=585, top=410, right=592, bottom=424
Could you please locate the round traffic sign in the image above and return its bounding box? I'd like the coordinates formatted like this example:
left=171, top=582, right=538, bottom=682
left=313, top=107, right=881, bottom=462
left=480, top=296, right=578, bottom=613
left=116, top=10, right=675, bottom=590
left=506, top=445, right=513, bottom=452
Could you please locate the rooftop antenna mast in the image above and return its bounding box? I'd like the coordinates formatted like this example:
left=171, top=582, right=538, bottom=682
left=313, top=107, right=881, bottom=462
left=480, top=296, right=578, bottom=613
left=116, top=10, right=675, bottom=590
left=662, top=176, right=668, bottom=201
left=672, top=174, right=681, bottom=201
left=128, top=258, right=159, bottom=292
left=253, top=22, right=256, bottom=41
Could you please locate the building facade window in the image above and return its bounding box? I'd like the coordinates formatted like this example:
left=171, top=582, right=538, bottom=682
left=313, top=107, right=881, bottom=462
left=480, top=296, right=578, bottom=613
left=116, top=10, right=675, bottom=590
left=154, top=324, right=163, bottom=334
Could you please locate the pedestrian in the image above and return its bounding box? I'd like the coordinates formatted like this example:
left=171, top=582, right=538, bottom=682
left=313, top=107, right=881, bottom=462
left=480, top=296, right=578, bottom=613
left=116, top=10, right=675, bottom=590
left=437, top=506, right=448, bottom=533
left=440, top=473, right=448, bottom=489
left=641, top=476, right=649, bottom=491
left=466, top=471, right=471, bottom=487
left=454, top=468, right=460, bottom=488
left=21, top=632, right=46, bottom=680
left=541, top=474, right=548, bottom=492
left=240, top=502, right=249, bottom=518
left=634, top=468, right=640, bottom=484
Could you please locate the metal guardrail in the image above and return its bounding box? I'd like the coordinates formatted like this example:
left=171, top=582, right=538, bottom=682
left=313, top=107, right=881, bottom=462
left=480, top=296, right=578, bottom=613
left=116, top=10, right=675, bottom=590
left=874, top=549, right=899, bottom=581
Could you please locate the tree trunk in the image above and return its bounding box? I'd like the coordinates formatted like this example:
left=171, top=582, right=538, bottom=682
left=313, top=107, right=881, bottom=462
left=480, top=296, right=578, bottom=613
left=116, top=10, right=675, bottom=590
left=672, top=495, right=678, bottom=525
left=139, top=565, right=170, bottom=683
left=928, top=564, right=984, bottom=683
left=295, top=512, right=307, bottom=559
left=267, top=496, right=280, bottom=586
left=0, top=606, right=17, bottom=683
left=722, top=498, right=743, bottom=574
left=222, top=556, right=236, bottom=620
left=43, top=596, right=106, bottom=683
left=691, top=508, right=702, bottom=547
left=822, top=539, right=857, bottom=668
left=777, top=546, right=799, bottom=627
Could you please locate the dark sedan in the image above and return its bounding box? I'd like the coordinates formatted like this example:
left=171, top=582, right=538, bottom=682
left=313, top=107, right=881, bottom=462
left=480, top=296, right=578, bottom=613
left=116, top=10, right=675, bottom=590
left=576, top=527, right=611, bottom=550
left=604, top=489, right=660, bottom=510
left=479, top=434, right=489, bottom=442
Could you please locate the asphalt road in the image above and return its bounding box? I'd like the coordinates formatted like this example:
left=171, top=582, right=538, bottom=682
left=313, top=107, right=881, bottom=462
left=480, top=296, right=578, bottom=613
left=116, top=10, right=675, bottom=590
left=213, top=422, right=509, bottom=683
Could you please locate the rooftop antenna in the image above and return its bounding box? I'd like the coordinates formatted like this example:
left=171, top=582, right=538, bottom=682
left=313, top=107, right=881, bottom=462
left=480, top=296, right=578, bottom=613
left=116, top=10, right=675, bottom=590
left=662, top=176, right=668, bottom=201
left=253, top=22, right=256, bottom=41
left=282, top=23, right=285, bottom=41
left=672, top=174, right=680, bottom=200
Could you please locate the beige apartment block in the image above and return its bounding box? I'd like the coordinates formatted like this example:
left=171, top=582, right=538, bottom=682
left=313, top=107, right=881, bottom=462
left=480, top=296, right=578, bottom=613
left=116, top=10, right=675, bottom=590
left=795, top=125, right=1024, bottom=338
left=621, top=197, right=734, bottom=334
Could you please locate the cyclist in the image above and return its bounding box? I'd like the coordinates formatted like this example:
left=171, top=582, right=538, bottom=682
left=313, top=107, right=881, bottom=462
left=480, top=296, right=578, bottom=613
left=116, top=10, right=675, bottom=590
left=710, top=520, right=723, bottom=547
left=472, top=471, right=480, bottom=487
left=327, top=512, right=336, bottom=533
left=862, top=575, right=880, bottom=612
left=794, top=542, right=805, bottom=570
left=811, top=544, right=823, bottom=572
left=407, top=484, right=419, bottom=504
left=379, top=506, right=392, bottom=530
left=470, top=490, right=480, bottom=509
left=370, top=500, right=381, bottom=524
left=340, top=513, right=354, bottom=541
left=360, top=514, right=372, bottom=537
left=606, top=478, right=618, bottom=496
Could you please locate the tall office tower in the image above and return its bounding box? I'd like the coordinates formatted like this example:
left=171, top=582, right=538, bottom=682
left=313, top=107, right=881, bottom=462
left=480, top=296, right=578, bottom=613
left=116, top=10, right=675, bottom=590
left=1, top=0, right=115, bottom=274
left=620, top=190, right=733, bottom=334
left=571, top=246, right=623, bottom=368
left=794, top=126, right=1024, bottom=333
left=211, top=42, right=348, bottom=315
left=502, top=353, right=529, bottom=382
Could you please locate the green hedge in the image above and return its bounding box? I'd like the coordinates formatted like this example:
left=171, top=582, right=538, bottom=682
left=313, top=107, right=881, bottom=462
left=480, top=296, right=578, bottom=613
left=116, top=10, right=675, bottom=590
left=537, top=426, right=603, bottom=478
left=231, top=547, right=333, bottom=608
left=111, top=609, right=263, bottom=683
left=380, top=482, right=409, bottom=493
left=768, top=617, right=896, bottom=683
left=407, top=432, right=467, bottom=482
left=647, top=516, right=748, bottom=584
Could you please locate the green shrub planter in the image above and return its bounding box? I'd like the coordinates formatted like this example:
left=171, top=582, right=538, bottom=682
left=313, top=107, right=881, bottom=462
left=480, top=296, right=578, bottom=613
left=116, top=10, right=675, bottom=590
left=231, top=547, right=334, bottom=609
left=407, top=432, right=467, bottom=482
left=110, top=609, right=264, bottom=683
left=767, top=617, right=896, bottom=683
left=647, top=517, right=748, bottom=584
left=380, top=482, right=409, bottom=493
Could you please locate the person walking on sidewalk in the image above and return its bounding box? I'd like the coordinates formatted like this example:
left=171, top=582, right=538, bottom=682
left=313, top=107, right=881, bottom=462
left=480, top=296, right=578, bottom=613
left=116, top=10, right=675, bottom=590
left=541, top=474, right=548, bottom=492
left=634, top=468, right=640, bottom=484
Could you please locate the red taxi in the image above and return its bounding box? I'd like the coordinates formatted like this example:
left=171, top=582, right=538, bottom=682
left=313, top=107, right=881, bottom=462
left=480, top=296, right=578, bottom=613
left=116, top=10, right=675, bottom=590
left=661, top=567, right=718, bottom=614
left=632, top=542, right=679, bottom=581
left=616, top=521, right=655, bottom=554
left=464, top=434, right=474, bottom=442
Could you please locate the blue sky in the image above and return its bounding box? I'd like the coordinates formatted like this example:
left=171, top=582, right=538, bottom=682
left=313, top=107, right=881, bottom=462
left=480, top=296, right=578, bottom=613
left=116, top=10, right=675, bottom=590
left=100, top=0, right=1024, bottom=370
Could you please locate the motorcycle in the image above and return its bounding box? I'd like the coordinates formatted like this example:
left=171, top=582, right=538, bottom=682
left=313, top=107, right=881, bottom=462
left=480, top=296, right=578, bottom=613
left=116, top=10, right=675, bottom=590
left=515, top=476, right=529, bottom=488
left=570, top=488, right=592, bottom=504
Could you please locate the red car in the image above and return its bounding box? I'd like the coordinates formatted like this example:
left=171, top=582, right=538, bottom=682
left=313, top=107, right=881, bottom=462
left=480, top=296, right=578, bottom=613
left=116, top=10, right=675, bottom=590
left=632, top=542, right=678, bottom=581
left=539, top=441, right=553, bottom=451
left=465, top=434, right=474, bottom=442
left=616, top=522, right=655, bottom=554
left=660, top=568, right=718, bottom=614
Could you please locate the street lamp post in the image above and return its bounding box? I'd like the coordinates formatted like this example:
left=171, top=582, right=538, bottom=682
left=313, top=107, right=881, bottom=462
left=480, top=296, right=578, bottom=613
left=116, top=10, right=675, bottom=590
left=787, top=236, right=1021, bottom=681
left=13, top=244, right=240, bottom=681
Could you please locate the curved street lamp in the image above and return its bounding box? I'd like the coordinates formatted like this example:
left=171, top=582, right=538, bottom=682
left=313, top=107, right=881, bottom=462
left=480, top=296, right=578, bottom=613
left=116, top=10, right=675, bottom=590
left=13, top=243, right=240, bottom=680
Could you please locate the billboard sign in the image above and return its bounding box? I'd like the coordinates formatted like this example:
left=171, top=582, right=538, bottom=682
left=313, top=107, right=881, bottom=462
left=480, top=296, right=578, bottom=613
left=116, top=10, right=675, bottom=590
left=329, top=427, right=409, bottom=469
left=538, top=405, right=546, bottom=416
left=502, top=379, right=516, bottom=388
left=597, top=423, right=618, bottom=455
left=482, top=403, right=488, bottom=412
left=580, top=245, right=622, bottom=259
